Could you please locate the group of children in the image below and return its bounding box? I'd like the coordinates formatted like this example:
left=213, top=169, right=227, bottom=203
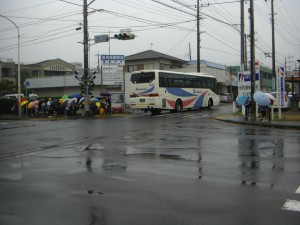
left=12, top=95, right=111, bottom=117
left=244, top=97, right=273, bottom=122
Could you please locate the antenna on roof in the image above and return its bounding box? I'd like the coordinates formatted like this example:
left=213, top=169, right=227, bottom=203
left=150, top=43, right=154, bottom=50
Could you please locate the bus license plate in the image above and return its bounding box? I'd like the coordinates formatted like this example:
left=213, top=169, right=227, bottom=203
left=140, top=99, right=145, bottom=103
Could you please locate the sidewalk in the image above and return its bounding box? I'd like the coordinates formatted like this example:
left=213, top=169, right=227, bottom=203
left=214, top=108, right=300, bottom=130
left=0, top=112, right=128, bottom=120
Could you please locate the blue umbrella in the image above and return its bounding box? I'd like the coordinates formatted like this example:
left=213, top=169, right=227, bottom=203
left=71, top=93, right=82, bottom=99
left=91, top=97, right=100, bottom=102
left=236, top=95, right=250, bottom=106
left=254, top=92, right=270, bottom=106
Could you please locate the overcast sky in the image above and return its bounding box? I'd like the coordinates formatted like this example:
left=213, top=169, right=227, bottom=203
left=0, top=0, right=299, bottom=71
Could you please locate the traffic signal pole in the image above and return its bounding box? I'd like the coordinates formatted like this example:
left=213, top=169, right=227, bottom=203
left=196, top=0, right=200, bottom=73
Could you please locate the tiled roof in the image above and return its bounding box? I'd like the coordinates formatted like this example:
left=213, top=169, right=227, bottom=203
left=125, top=50, right=186, bottom=63
left=187, top=60, right=226, bottom=70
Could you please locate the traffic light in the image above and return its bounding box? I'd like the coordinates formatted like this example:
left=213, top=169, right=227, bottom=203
left=114, top=33, right=135, bottom=40
left=87, top=74, right=96, bottom=95
left=79, top=82, right=86, bottom=95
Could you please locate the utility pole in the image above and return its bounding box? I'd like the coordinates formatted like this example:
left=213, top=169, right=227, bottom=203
left=240, top=0, right=245, bottom=78
left=189, top=42, right=192, bottom=62
left=197, top=0, right=200, bottom=73
left=249, top=0, right=256, bottom=121
left=83, top=0, right=90, bottom=116
left=271, top=0, right=276, bottom=92
left=244, top=34, right=248, bottom=70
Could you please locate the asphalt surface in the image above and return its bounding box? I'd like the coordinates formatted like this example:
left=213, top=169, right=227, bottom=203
left=1, top=106, right=300, bottom=130
left=0, top=104, right=299, bottom=225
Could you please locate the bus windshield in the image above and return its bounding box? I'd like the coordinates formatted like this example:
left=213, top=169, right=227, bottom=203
left=130, top=72, right=155, bottom=84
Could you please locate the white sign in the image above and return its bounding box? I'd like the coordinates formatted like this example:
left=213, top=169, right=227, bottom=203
left=102, top=66, right=123, bottom=85
left=277, top=66, right=285, bottom=107
left=100, top=55, right=125, bottom=66
left=120, top=28, right=132, bottom=34
left=238, top=71, right=260, bottom=97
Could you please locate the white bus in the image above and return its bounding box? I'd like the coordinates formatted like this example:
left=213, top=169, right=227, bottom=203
left=130, top=70, right=220, bottom=114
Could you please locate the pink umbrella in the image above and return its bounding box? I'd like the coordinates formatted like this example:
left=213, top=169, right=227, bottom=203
left=265, top=93, right=275, bottom=101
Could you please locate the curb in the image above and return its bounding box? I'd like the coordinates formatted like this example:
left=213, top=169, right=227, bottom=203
left=214, top=115, right=300, bottom=130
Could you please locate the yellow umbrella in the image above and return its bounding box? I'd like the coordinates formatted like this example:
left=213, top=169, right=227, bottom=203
left=21, top=100, right=28, bottom=106
left=27, top=102, right=34, bottom=109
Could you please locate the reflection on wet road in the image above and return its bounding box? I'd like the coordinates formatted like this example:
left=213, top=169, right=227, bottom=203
left=0, top=104, right=299, bottom=225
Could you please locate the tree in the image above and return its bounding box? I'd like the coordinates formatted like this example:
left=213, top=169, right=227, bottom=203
left=0, top=80, right=17, bottom=96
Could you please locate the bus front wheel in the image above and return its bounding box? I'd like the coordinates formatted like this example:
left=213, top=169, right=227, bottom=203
left=207, top=99, right=213, bottom=109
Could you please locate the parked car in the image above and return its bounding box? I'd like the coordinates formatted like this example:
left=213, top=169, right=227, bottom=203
left=4, top=94, right=25, bottom=100
left=219, top=93, right=233, bottom=103
left=270, top=92, right=291, bottom=110
left=29, top=93, right=38, bottom=98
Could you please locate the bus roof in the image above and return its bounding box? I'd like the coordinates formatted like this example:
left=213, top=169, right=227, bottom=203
left=131, top=70, right=216, bottom=78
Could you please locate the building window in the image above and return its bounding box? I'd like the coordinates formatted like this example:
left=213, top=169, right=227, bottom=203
left=144, top=64, right=154, bottom=70
left=128, top=65, right=138, bottom=72
left=163, top=64, right=171, bottom=70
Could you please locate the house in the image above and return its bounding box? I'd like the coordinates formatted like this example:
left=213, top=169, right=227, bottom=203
left=124, top=50, right=186, bottom=72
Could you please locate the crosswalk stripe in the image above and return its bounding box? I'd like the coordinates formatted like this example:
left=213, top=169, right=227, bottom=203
left=282, top=199, right=300, bottom=212
left=296, top=185, right=300, bottom=194
left=282, top=185, right=300, bottom=212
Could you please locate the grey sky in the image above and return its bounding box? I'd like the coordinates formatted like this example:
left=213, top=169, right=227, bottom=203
left=0, top=0, right=299, bottom=70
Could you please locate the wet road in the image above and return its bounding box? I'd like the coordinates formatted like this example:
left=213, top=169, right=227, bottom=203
left=0, top=104, right=299, bottom=225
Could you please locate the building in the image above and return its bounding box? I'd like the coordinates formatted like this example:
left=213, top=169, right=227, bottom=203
left=124, top=50, right=186, bottom=72
left=0, top=58, right=76, bottom=84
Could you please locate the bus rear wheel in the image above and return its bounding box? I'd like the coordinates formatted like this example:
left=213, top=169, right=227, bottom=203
left=175, top=99, right=183, bottom=112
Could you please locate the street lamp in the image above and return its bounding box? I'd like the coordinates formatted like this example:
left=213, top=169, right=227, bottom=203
left=0, top=15, right=21, bottom=118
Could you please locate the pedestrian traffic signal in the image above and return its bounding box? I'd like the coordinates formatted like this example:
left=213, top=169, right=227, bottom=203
left=114, top=33, right=135, bottom=40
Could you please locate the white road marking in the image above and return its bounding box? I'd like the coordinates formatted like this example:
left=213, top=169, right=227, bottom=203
left=112, top=176, right=135, bottom=182
left=282, top=199, right=300, bottom=212
left=282, top=185, right=300, bottom=212
left=296, top=185, right=300, bottom=194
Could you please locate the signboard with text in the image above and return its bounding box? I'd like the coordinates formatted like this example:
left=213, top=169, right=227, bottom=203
left=277, top=66, right=285, bottom=107
left=102, top=66, right=123, bottom=85
left=100, top=55, right=125, bottom=66
left=238, top=71, right=260, bottom=97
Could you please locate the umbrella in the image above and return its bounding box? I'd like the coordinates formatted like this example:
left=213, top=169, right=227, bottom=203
left=38, top=99, right=45, bottom=107
left=71, top=93, right=82, bottom=99
left=27, top=102, right=34, bottom=109
left=236, top=95, right=250, bottom=106
left=265, top=93, right=275, bottom=101
left=79, top=97, right=85, bottom=105
left=254, top=92, right=270, bottom=106
left=100, top=92, right=111, bottom=97
left=91, top=97, right=100, bottom=102
left=28, top=97, right=38, bottom=102
left=62, top=95, right=68, bottom=100
left=21, top=100, right=28, bottom=106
